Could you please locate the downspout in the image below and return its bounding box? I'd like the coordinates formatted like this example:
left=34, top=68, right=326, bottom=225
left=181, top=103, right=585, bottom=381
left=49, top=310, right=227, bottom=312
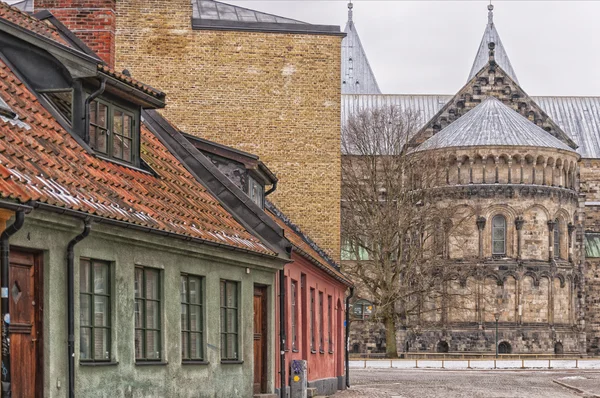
left=279, top=269, right=286, bottom=398
left=265, top=180, right=278, bottom=197
left=1, top=211, right=25, bottom=398
left=67, top=219, right=91, bottom=398
left=345, top=287, right=354, bottom=388
left=83, top=78, right=106, bottom=142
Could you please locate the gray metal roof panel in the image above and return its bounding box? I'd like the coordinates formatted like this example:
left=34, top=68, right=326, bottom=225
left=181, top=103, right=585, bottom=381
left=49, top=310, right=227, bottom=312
left=467, top=5, right=519, bottom=85
left=195, top=0, right=305, bottom=25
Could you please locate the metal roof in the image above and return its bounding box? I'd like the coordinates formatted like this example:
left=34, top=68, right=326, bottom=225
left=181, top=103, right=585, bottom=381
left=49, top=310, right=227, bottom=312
left=342, top=94, right=600, bottom=158
left=467, top=5, right=519, bottom=85
left=341, top=2, right=381, bottom=94
left=416, top=97, right=575, bottom=152
left=5, top=0, right=32, bottom=12
left=192, top=0, right=305, bottom=24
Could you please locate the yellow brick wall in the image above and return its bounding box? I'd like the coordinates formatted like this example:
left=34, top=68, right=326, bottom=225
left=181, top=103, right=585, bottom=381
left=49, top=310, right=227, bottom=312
left=115, top=0, right=342, bottom=260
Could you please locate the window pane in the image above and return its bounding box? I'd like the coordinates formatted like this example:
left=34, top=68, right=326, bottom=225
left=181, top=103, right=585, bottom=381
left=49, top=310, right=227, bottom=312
left=493, top=241, right=505, bottom=254
left=145, top=331, right=160, bottom=359
left=493, top=216, right=505, bottom=227
left=145, top=270, right=159, bottom=300
left=181, top=276, right=188, bottom=303
left=226, top=283, right=236, bottom=307
left=220, top=281, right=226, bottom=306
left=80, top=295, right=91, bottom=326
left=181, top=304, right=188, bottom=331
left=123, top=114, right=132, bottom=138
left=226, top=334, right=237, bottom=360
left=94, top=296, right=109, bottom=327
left=181, top=332, right=189, bottom=360
left=227, top=308, right=237, bottom=333
left=190, top=305, right=201, bottom=332
left=190, top=333, right=202, bottom=359
left=134, top=329, right=143, bottom=359
left=134, top=299, right=144, bottom=328
left=493, top=228, right=504, bottom=240
left=221, top=333, right=227, bottom=358
left=94, top=328, right=109, bottom=360
left=114, top=111, right=123, bottom=134
left=96, top=128, right=107, bottom=153
left=80, top=260, right=91, bottom=293
left=94, top=262, right=108, bottom=294
left=123, top=138, right=132, bottom=162
left=220, top=308, right=226, bottom=333
left=98, top=104, right=107, bottom=128
left=113, top=134, right=123, bottom=159
left=134, top=268, right=143, bottom=298
left=89, top=101, right=96, bottom=124
left=146, top=300, right=160, bottom=330
left=80, top=327, right=91, bottom=360
left=189, top=277, right=200, bottom=305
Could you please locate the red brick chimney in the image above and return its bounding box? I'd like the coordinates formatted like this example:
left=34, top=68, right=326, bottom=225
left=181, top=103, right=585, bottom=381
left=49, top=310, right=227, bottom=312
left=34, top=0, right=116, bottom=68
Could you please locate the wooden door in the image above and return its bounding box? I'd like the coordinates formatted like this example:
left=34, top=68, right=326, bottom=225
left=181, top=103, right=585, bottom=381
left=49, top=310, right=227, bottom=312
left=253, top=286, right=267, bottom=394
left=9, top=250, right=42, bottom=398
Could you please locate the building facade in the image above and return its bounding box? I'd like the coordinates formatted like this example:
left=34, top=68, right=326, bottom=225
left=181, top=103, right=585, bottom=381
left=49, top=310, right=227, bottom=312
left=32, top=0, right=345, bottom=262
left=342, top=3, right=598, bottom=355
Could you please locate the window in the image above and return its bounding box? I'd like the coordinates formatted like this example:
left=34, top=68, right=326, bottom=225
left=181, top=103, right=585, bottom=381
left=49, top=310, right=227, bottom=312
left=492, top=215, right=507, bottom=256
left=310, top=288, right=315, bottom=352
left=554, top=219, right=561, bottom=259
left=181, top=274, right=204, bottom=361
left=134, top=267, right=161, bottom=361
left=41, top=90, right=73, bottom=124
left=80, top=259, right=110, bottom=361
left=327, top=295, right=333, bottom=353
left=248, top=176, right=264, bottom=208
left=352, top=299, right=373, bottom=320
left=341, top=240, right=369, bottom=261
left=319, top=292, right=324, bottom=353
left=89, top=99, right=136, bottom=164
left=220, top=280, right=239, bottom=361
left=291, top=280, right=298, bottom=351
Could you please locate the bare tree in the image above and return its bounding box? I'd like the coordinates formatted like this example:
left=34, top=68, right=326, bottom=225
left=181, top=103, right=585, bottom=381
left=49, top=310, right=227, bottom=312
left=341, top=106, right=471, bottom=358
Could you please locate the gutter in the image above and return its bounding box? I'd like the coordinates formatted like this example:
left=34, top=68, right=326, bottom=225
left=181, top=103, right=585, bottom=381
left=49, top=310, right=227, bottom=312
left=265, top=180, right=278, bottom=197
left=345, top=287, right=355, bottom=388
left=66, top=219, right=91, bottom=398
left=0, top=208, right=29, bottom=397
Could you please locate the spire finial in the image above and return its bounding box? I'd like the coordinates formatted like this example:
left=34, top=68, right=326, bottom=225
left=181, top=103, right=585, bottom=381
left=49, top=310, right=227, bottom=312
left=348, top=1, right=353, bottom=23
left=488, top=2, right=494, bottom=25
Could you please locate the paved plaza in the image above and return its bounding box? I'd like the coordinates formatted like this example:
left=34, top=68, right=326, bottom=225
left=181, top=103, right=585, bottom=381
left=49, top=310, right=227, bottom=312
left=336, top=369, right=600, bottom=398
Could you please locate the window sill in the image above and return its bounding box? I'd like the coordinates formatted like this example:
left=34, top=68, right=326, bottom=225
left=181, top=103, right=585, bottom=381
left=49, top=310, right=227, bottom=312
left=182, top=360, right=209, bottom=366
left=319, top=350, right=325, bottom=355
left=80, top=361, right=119, bottom=367
left=292, top=349, right=299, bottom=353
left=221, top=360, right=244, bottom=365
left=310, top=350, right=317, bottom=354
left=135, top=361, right=168, bottom=366
left=328, top=351, right=334, bottom=355
left=95, top=154, right=152, bottom=175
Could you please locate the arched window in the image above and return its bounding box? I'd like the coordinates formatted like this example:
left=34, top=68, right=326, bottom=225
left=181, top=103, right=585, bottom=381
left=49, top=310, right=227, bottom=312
left=492, top=215, right=507, bottom=256
left=554, top=219, right=561, bottom=259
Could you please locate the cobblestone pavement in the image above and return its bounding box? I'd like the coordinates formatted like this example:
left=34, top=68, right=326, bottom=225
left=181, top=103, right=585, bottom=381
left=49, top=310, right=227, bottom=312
left=336, top=369, right=600, bottom=398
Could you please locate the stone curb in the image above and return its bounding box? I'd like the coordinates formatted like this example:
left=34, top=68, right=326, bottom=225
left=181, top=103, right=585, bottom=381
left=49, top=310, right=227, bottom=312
left=552, top=379, right=600, bottom=397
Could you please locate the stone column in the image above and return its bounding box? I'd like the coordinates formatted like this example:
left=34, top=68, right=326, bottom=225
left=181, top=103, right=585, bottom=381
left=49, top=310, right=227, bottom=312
left=568, top=223, right=575, bottom=263
left=547, top=220, right=556, bottom=261
left=477, top=216, right=486, bottom=259
left=532, top=159, right=537, bottom=184
left=482, top=157, right=487, bottom=184
left=542, top=160, right=548, bottom=185
left=515, top=217, right=525, bottom=261
left=520, top=158, right=525, bottom=184
left=507, top=156, right=512, bottom=183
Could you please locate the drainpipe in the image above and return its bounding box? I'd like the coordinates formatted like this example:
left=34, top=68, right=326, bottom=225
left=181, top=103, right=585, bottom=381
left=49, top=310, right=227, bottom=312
left=279, top=269, right=286, bottom=398
left=265, top=180, right=278, bottom=197
left=1, top=211, right=25, bottom=398
left=345, top=287, right=355, bottom=388
left=83, top=78, right=106, bottom=142
left=67, top=219, right=91, bottom=398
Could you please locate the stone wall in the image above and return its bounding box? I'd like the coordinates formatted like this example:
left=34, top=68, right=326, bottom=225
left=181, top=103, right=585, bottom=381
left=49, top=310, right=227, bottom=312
left=114, top=0, right=343, bottom=260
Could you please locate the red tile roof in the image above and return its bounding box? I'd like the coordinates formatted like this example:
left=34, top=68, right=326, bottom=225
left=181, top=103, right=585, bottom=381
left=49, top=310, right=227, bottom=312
left=267, top=207, right=352, bottom=286
left=0, top=59, right=274, bottom=256
left=0, top=2, right=164, bottom=100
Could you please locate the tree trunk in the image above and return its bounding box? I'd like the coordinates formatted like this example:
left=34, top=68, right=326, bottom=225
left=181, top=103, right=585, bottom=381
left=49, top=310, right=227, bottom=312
left=384, top=314, right=398, bottom=358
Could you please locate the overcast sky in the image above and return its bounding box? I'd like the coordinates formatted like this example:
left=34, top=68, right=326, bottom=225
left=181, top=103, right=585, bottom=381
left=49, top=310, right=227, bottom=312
left=226, top=1, right=600, bottom=96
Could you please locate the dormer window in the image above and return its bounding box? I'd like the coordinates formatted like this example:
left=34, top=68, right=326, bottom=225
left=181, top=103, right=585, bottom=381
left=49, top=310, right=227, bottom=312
left=248, top=176, right=264, bottom=208
left=40, top=90, right=73, bottom=125
left=89, top=99, right=137, bottom=164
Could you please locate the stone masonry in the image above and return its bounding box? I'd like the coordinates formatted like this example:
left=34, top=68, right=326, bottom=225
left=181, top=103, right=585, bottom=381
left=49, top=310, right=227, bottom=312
left=113, top=0, right=343, bottom=261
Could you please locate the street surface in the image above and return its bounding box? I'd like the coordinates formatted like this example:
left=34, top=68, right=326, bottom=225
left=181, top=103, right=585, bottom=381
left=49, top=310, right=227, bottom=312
left=336, top=369, right=600, bottom=398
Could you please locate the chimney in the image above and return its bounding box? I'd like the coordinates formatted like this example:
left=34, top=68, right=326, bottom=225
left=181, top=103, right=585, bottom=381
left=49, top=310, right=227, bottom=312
left=34, top=0, right=116, bottom=68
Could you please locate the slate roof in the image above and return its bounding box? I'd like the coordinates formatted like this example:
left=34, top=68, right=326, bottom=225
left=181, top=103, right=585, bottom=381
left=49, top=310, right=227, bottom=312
left=343, top=94, right=600, bottom=159
left=191, top=0, right=342, bottom=35
left=266, top=201, right=353, bottom=287
left=0, top=58, right=275, bottom=256
left=415, top=97, right=576, bottom=152
left=341, top=2, right=381, bottom=95
left=467, top=5, right=519, bottom=85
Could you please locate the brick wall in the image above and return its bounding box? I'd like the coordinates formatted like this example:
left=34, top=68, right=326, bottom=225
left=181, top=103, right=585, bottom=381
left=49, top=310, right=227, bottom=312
left=114, top=0, right=342, bottom=260
left=34, top=0, right=116, bottom=67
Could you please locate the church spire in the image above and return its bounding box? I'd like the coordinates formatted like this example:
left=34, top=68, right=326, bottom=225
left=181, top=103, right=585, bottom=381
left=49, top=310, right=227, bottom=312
left=348, top=0, right=353, bottom=24
left=467, top=3, right=519, bottom=84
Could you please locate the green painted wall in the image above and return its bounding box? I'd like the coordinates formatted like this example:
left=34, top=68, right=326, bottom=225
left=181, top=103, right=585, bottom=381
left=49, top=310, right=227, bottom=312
left=8, top=210, right=284, bottom=398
